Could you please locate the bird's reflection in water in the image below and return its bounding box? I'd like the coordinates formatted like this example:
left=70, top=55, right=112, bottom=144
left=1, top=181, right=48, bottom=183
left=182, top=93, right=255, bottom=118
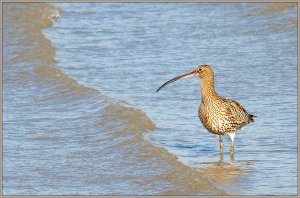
left=196, top=156, right=253, bottom=190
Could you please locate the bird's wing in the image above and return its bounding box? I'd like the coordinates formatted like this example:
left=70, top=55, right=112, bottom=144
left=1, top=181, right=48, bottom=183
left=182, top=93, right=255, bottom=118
left=224, top=99, right=251, bottom=124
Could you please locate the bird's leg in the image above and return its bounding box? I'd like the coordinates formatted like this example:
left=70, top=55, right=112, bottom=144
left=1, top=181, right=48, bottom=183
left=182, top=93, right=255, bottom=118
left=216, top=135, right=224, bottom=155
left=228, top=133, right=235, bottom=160
left=230, top=145, right=235, bottom=161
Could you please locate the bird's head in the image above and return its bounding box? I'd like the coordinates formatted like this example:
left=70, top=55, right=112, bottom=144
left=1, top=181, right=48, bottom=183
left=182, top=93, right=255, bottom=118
left=156, top=64, right=214, bottom=92
left=194, top=64, right=214, bottom=78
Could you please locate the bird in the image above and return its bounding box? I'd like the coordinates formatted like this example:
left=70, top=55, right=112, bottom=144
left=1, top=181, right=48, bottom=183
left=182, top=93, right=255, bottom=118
left=156, top=64, right=255, bottom=158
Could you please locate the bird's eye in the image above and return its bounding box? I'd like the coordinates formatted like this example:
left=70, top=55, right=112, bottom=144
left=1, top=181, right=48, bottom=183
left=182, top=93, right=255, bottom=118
left=197, top=68, right=202, bottom=72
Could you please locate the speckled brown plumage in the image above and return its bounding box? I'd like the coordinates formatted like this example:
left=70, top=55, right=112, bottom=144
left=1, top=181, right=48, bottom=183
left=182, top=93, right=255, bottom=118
left=196, top=65, right=254, bottom=136
left=157, top=64, right=255, bottom=157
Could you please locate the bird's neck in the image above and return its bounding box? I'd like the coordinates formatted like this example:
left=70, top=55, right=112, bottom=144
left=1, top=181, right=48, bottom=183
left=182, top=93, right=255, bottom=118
left=200, top=76, right=219, bottom=103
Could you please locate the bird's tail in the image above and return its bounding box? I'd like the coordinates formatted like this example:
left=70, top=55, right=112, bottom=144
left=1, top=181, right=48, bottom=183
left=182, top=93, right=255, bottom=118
left=249, top=114, right=256, bottom=122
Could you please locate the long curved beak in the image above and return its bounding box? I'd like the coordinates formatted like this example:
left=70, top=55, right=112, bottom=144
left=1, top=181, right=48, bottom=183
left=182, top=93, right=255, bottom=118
left=156, top=70, right=196, bottom=92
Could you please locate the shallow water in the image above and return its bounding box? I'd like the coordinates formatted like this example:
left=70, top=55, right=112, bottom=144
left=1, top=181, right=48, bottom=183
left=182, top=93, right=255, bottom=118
left=3, top=2, right=297, bottom=195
